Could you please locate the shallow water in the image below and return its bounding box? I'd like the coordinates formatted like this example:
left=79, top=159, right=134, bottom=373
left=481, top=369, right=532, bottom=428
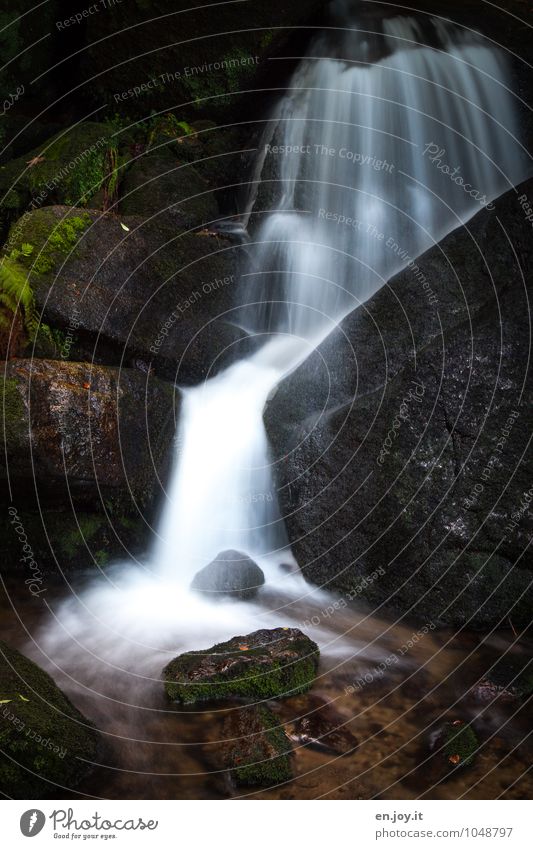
left=1, top=573, right=531, bottom=800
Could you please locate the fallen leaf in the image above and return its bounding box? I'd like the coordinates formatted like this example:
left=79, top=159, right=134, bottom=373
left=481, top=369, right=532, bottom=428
left=0, top=699, right=12, bottom=704
left=26, top=155, right=46, bottom=167
left=452, top=720, right=464, bottom=727
left=120, top=222, right=130, bottom=231
left=18, top=694, right=29, bottom=702
left=448, top=754, right=461, bottom=765
left=82, top=382, right=90, bottom=390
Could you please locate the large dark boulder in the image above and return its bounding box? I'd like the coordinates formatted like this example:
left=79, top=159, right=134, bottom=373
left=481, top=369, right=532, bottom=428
left=0, top=641, right=99, bottom=798
left=3, top=205, right=247, bottom=382
left=191, top=549, right=265, bottom=600
left=423, top=720, right=480, bottom=785
left=265, top=178, right=533, bottom=628
left=164, top=627, right=319, bottom=704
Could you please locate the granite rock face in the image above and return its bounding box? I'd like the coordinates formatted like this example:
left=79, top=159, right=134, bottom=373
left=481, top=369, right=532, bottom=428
left=265, top=179, right=533, bottom=627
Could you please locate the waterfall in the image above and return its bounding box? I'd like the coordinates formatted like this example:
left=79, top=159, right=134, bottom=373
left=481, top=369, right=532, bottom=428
left=35, top=6, right=530, bottom=678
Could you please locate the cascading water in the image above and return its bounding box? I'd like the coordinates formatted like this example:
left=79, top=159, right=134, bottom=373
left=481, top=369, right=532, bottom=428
left=34, top=7, right=530, bottom=706
left=154, top=9, right=528, bottom=581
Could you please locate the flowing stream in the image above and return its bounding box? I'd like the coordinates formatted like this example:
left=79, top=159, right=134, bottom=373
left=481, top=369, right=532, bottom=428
left=15, top=5, right=531, bottom=798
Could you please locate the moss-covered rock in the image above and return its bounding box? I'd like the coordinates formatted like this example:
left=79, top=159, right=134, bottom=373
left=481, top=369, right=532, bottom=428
left=0, top=358, right=177, bottom=514
left=164, top=628, right=319, bottom=704
left=120, top=143, right=219, bottom=227
left=0, top=2, right=59, bottom=113
left=222, top=704, right=292, bottom=787
left=0, top=640, right=98, bottom=798
left=0, top=211, right=92, bottom=358
left=191, top=549, right=265, bottom=600
left=3, top=205, right=246, bottom=384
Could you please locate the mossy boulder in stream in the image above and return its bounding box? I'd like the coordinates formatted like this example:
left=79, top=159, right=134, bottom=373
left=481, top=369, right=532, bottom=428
left=0, top=123, right=115, bottom=232
left=80, top=0, right=324, bottom=118
left=221, top=705, right=292, bottom=787
left=0, top=641, right=98, bottom=798
left=164, top=628, right=319, bottom=704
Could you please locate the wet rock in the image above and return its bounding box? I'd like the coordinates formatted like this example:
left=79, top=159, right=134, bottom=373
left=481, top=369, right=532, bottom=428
left=471, top=656, right=533, bottom=703
left=265, top=178, right=533, bottom=628
left=0, top=358, right=177, bottom=513
left=3, top=205, right=245, bottom=383
left=164, top=627, right=319, bottom=705
left=0, top=123, right=114, bottom=230
left=221, top=705, right=292, bottom=787
left=287, top=696, right=358, bottom=755
left=191, top=550, right=265, bottom=600
left=0, top=641, right=99, bottom=798
left=424, top=720, right=480, bottom=784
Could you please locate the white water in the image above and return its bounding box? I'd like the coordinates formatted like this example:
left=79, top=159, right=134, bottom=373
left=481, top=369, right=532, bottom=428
left=35, top=10, right=530, bottom=680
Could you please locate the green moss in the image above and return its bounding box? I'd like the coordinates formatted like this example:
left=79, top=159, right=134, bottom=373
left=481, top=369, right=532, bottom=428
left=443, top=722, right=479, bottom=768
left=147, top=114, right=195, bottom=147
left=28, top=214, right=91, bottom=275
left=164, top=632, right=319, bottom=705
left=0, top=509, right=146, bottom=575
left=94, top=550, right=110, bottom=567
